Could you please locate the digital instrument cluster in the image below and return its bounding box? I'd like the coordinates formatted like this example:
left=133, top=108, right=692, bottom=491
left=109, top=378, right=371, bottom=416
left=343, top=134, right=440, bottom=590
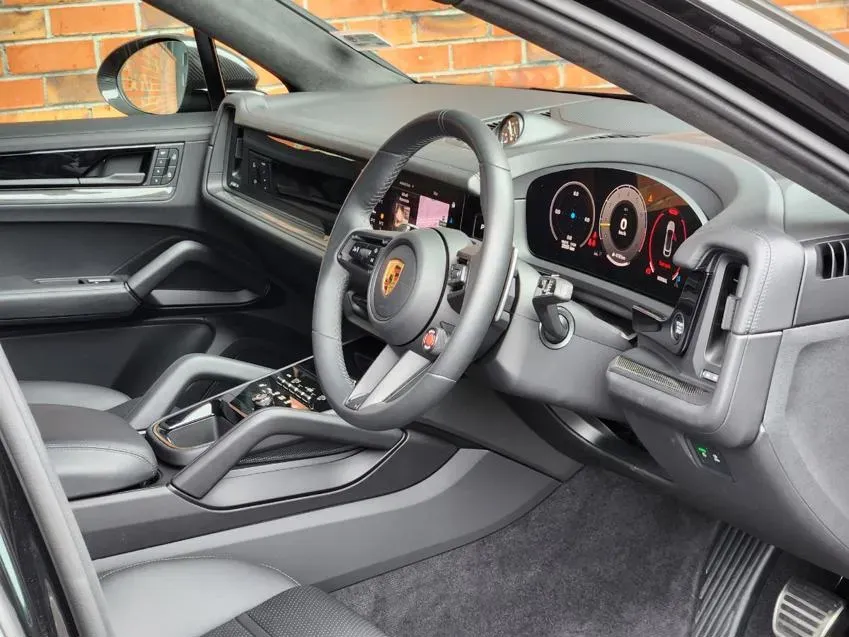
left=526, top=168, right=703, bottom=305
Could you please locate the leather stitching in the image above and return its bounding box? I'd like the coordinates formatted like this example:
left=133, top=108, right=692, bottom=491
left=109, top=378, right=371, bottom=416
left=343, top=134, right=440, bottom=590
left=99, top=555, right=300, bottom=586
left=746, top=228, right=772, bottom=333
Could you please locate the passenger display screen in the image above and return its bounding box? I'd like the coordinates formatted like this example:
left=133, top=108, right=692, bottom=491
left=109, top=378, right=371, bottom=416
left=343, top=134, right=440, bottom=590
left=371, top=175, right=463, bottom=231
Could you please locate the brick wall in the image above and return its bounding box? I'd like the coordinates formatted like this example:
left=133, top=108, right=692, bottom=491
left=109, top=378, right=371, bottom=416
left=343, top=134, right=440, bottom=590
left=1, top=0, right=848, bottom=123
left=0, top=0, right=285, bottom=122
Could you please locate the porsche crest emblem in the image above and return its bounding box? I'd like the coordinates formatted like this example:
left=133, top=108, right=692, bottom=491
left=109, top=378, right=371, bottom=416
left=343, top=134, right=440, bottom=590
left=381, top=258, right=405, bottom=296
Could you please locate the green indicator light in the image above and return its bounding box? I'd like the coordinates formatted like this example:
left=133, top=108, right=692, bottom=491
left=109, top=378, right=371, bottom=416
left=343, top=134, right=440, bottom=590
left=696, top=446, right=708, bottom=457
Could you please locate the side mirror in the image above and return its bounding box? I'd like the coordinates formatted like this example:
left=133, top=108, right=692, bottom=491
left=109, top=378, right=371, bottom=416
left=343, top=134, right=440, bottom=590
left=97, top=36, right=260, bottom=116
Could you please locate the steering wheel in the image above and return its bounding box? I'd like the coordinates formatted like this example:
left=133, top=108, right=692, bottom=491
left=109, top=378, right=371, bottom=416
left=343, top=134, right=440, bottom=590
left=312, top=110, right=514, bottom=431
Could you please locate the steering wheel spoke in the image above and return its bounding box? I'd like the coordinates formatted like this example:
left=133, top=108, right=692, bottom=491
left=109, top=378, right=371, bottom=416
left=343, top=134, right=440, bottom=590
left=345, top=346, right=432, bottom=411
left=335, top=229, right=393, bottom=275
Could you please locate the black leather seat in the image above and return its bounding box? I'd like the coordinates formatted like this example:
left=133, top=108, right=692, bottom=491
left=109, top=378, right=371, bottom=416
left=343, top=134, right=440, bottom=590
left=101, top=557, right=387, bottom=637
left=1, top=351, right=388, bottom=637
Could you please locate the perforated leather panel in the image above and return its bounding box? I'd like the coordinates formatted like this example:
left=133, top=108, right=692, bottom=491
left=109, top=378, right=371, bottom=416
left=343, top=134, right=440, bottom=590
left=204, top=586, right=388, bottom=637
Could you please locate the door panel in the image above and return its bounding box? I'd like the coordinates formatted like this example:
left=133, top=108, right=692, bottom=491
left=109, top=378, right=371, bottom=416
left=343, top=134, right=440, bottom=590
left=0, top=114, right=314, bottom=400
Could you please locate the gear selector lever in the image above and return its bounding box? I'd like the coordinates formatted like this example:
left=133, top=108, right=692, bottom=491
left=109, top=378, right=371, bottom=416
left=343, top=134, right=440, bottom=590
left=533, top=275, right=573, bottom=343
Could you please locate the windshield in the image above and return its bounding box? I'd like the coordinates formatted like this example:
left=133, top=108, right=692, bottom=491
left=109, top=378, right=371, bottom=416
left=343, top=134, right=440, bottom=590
left=292, top=0, right=849, bottom=96
left=293, top=1, right=623, bottom=95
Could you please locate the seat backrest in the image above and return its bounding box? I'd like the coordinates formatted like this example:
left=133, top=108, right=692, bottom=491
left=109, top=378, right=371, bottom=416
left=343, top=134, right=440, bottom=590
left=0, top=348, right=113, bottom=637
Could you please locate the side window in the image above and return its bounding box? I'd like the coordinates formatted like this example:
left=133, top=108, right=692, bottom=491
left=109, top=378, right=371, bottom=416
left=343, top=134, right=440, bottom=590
left=0, top=1, right=286, bottom=124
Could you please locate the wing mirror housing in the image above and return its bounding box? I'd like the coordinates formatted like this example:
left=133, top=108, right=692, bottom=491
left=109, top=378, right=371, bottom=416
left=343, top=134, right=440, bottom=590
left=96, top=35, right=260, bottom=116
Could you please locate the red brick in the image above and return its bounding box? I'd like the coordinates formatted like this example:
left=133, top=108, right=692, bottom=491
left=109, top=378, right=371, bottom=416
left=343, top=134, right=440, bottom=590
left=384, top=0, right=441, bottom=12
left=1, top=0, right=88, bottom=5
left=89, top=104, right=125, bottom=119
left=0, top=78, right=44, bottom=110
left=494, top=65, right=561, bottom=89
left=790, top=6, right=848, bottom=31
left=834, top=29, right=849, bottom=45
left=50, top=3, right=137, bottom=35
left=527, top=43, right=560, bottom=62
left=564, top=64, right=610, bottom=88
left=309, top=0, right=382, bottom=19
left=492, top=25, right=514, bottom=37
left=378, top=44, right=449, bottom=74
left=98, top=35, right=135, bottom=60
left=452, top=40, right=522, bottom=69
left=45, top=73, right=100, bottom=105
left=417, top=14, right=488, bottom=42
left=6, top=40, right=96, bottom=73
left=0, top=9, right=46, bottom=41
left=140, top=4, right=184, bottom=29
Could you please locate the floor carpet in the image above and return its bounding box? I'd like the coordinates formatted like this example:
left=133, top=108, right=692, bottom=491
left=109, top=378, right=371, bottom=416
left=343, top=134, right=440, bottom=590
left=334, top=465, right=719, bottom=637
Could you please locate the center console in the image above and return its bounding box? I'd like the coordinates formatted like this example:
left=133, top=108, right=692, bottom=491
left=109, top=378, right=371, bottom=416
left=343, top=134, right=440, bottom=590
left=148, top=338, right=383, bottom=467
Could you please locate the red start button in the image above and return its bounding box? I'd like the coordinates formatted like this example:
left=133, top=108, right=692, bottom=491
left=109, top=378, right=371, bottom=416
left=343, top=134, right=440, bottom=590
left=422, top=328, right=439, bottom=352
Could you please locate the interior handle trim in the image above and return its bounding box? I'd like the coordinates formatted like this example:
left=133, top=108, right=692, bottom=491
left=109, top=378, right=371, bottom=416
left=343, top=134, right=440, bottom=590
left=79, top=173, right=146, bottom=186
left=126, top=240, right=270, bottom=301
left=0, top=178, right=81, bottom=188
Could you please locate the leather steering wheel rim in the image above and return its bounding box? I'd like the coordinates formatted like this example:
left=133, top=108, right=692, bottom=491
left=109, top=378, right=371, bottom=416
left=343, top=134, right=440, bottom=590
left=312, top=109, right=514, bottom=430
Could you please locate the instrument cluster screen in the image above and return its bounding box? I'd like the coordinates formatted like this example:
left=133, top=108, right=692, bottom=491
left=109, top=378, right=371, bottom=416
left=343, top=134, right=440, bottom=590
left=526, top=168, right=704, bottom=305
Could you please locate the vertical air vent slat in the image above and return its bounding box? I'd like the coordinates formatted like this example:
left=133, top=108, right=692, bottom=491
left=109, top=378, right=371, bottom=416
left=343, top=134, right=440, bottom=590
left=828, top=243, right=837, bottom=279
left=815, top=238, right=849, bottom=279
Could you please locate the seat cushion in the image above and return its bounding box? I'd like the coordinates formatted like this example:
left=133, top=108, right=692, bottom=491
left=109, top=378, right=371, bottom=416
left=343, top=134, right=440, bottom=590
left=20, top=380, right=131, bottom=411
left=100, top=557, right=388, bottom=637
left=33, top=403, right=157, bottom=499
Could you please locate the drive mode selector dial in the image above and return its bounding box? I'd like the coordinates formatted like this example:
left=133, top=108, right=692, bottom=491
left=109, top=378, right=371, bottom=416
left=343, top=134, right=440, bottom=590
left=599, top=184, right=647, bottom=267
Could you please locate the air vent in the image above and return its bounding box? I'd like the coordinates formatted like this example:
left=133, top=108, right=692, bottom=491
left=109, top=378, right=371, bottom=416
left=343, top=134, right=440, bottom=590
left=583, top=133, right=643, bottom=140
left=485, top=120, right=500, bottom=131
left=536, top=109, right=552, bottom=118
left=816, top=239, right=849, bottom=279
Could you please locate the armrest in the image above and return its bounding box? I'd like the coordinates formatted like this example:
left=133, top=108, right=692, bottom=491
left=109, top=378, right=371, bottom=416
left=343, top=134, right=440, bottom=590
left=0, top=276, right=137, bottom=323
left=126, top=354, right=273, bottom=430
left=170, top=408, right=403, bottom=499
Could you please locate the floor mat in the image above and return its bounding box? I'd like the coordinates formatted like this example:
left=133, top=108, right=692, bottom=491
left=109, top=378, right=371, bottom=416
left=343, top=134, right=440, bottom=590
left=334, top=465, right=718, bottom=637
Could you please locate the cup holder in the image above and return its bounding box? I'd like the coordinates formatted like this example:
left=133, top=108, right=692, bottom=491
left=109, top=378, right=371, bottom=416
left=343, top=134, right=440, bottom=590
left=164, top=415, right=230, bottom=448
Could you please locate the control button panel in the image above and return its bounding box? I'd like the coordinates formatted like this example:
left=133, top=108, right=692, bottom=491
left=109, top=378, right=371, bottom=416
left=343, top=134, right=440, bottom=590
left=248, top=153, right=271, bottom=193
left=689, top=439, right=731, bottom=477
left=349, top=242, right=381, bottom=269
left=151, top=146, right=181, bottom=186
left=230, top=365, right=328, bottom=416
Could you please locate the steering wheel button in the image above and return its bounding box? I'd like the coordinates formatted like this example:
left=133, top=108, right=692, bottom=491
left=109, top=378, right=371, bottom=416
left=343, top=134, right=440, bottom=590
left=422, top=328, right=439, bottom=352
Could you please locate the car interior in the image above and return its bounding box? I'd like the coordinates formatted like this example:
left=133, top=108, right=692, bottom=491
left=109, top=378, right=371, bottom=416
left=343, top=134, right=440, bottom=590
left=4, top=0, right=849, bottom=636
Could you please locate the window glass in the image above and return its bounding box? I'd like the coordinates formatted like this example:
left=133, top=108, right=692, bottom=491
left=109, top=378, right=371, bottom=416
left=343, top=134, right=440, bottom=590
left=0, top=0, right=286, bottom=123
left=301, top=0, right=849, bottom=92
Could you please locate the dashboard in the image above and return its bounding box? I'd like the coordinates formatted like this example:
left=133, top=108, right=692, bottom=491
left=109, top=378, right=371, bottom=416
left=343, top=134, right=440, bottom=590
left=205, top=84, right=849, bottom=581
left=226, top=127, right=482, bottom=240
left=525, top=168, right=703, bottom=305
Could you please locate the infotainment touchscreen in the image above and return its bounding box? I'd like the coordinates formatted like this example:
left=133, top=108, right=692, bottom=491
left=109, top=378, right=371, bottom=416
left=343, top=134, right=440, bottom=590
left=371, top=175, right=464, bottom=231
